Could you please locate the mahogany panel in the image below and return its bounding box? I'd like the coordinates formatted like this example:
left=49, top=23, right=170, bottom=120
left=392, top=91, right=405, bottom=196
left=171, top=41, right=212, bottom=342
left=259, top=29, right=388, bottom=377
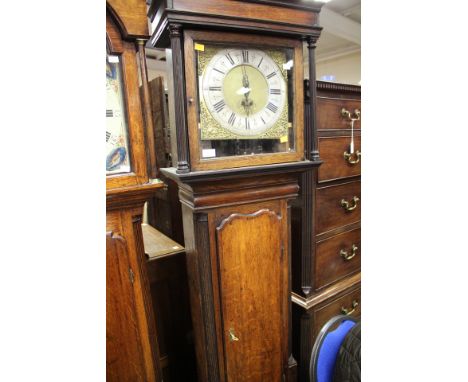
left=172, top=0, right=318, bottom=27
left=316, top=181, right=361, bottom=234
left=315, top=228, right=361, bottom=290
left=317, top=97, right=361, bottom=130
left=318, top=136, right=361, bottom=182
left=216, top=209, right=285, bottom=382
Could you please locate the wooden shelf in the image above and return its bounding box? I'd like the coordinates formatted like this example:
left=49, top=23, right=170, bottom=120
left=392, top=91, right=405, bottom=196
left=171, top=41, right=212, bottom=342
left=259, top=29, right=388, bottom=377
left=141, top=223, right=185, bottom=260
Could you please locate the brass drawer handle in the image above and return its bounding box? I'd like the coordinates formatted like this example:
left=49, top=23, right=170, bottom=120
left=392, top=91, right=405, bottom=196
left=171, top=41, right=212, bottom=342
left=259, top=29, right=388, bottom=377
left=340, top=196, right=360, bottom=212
left=341, top=300, right=359, bottom=315
left=343, top=150, right=361, bottom=164
left=340, top=244, right=358, bottom=261
left=341, top=108, right=360, bottom=121
left=228, top=328, right=239, bottom=342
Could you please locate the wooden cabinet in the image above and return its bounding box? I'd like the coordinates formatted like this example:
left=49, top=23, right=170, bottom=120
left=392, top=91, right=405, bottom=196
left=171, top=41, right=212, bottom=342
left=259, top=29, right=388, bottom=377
left=106, top=1, right=164, bottom=380
left=291, top=81, right=361, bottom=382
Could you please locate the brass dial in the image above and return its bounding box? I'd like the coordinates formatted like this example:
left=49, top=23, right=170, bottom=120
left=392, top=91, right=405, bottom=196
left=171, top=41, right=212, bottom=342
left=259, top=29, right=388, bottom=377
left=201, top=48, right=287, bottom=137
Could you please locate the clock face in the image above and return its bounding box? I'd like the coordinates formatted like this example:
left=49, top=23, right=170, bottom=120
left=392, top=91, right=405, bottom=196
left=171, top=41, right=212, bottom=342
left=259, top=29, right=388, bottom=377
left=106, top=54, right=131, bottom=174
left=201, top=48, right=287, bottom=137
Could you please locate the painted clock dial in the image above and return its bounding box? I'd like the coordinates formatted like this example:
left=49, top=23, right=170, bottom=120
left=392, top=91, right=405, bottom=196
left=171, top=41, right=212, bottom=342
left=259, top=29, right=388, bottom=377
left=106, top=54, right=131, bottom=174
left=201, top=48, right=287, bottom=137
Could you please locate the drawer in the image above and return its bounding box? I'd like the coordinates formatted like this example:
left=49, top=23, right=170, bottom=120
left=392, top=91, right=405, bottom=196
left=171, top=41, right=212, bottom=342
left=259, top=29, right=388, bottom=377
left=315, top=228, right=361, bottom=290
left=316, top=181, right=360, bottom=234
left=318, top=136, right=361, bottom=182
left=317, top=97, right=361, bottom=130
left=314, top=286, right=361, bottom=338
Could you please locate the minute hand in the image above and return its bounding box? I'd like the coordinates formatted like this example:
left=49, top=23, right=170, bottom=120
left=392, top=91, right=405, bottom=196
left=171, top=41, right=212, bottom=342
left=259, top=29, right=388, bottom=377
left=241, top=65, right=253, bottom=115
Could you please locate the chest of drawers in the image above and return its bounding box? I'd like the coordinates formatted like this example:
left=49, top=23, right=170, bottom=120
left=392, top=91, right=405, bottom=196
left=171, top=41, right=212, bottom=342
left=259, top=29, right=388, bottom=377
left=291, top=81, right=361, bottom=381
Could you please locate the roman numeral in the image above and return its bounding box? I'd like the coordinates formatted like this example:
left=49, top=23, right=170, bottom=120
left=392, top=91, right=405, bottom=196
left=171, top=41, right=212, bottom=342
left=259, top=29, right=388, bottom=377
left=270, top=88, right=281, bottom=95
left=228, top=113, right=236, bottom=126
left=106, top=109, right=113, bottom=117
left=267, top=102, right=278, bottom=113
left=266, top=71, right=277, bottom=79
left=261, top=117, right=266, bottom=125
left=257, top=57, right=264, bottom=68
left=225, top=53, right=235, bottom=65
left=245, top=118, right=250, bottom=130
left=209, top=86, right=222, bottom=91
left=213, top=68, right=225, bottom=75
left=106, top=131, right=111, bottom=142
left=213, top=100, right=225, bottom=113
left=242, top=50, right=249, bottom=63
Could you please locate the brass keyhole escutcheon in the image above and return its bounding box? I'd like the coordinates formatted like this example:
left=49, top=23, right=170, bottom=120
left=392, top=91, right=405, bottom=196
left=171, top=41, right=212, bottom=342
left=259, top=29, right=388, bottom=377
left=228, top=328, right=239, bottom=342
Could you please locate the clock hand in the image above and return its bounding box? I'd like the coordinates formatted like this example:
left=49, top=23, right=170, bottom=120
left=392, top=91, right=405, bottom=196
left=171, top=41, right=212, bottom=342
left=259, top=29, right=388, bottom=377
left=242, top=64, right=250, bottom=88
left=240, top=64, right=253, bottom=115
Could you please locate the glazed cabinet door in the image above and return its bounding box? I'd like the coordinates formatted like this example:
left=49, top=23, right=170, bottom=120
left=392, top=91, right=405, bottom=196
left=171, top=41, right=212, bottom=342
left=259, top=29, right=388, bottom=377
left=214, top=205, right=289, bottom=382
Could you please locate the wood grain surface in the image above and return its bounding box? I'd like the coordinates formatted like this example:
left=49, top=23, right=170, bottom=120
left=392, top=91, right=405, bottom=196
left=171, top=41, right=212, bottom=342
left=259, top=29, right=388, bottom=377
left=318, top=136, right=361, bottom=182
left=107, top=231, right=148, bottom=381
left=107, top=0, right=149, bottom=39
left=217, top=209, right=284, bottom=381
left=316, top=180, right=361, bottom=234
left=173, top=0, right=317, bottom=27
left=316, top=97, right=361, bottom=130
left=315, top=228, right=361, bottom=290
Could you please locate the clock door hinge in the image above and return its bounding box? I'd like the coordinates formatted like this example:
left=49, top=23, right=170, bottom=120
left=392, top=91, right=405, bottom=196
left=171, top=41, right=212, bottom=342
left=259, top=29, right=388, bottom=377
left=129, top=268, right=135, bottom=284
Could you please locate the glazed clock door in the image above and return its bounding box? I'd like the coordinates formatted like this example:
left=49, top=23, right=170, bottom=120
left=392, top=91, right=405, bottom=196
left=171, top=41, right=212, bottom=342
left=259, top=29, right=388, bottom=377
left=183, top=29, right=304, bottom=171
left=216, top=208, right=287, bottom=381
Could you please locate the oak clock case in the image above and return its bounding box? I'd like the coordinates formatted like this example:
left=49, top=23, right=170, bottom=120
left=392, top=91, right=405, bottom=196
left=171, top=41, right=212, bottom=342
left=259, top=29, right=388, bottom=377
left=106, top=4, right=163, bottom=382
left=184, top=30, right=304, bottom=171
left=147, top=1, right=324, bottom=381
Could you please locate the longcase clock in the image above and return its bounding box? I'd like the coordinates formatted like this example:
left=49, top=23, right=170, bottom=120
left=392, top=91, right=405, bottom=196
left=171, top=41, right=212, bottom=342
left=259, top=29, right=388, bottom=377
left=106, top=0, right=163, bottom=380
left=147, top=1, right=324, bottom=381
